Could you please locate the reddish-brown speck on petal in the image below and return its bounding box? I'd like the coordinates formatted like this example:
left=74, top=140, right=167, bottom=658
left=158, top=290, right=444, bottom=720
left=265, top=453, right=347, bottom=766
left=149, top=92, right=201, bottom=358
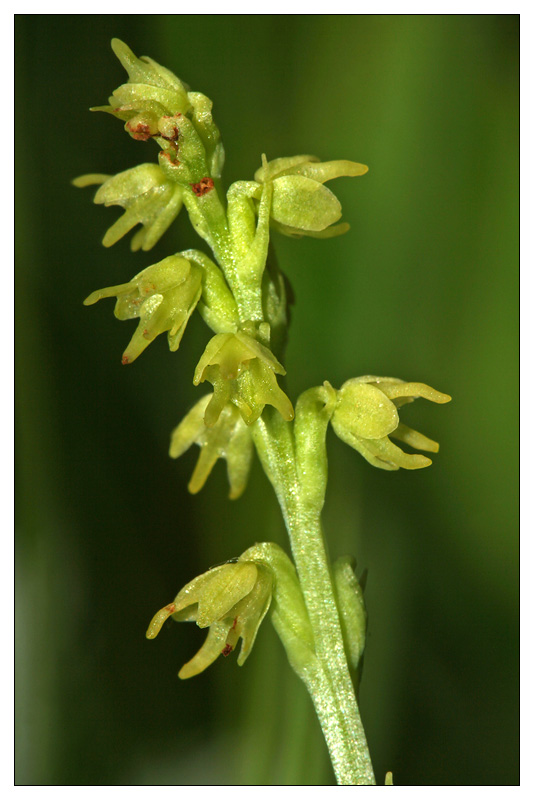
left=191, top=177, right=214, bottom=197
left=126, top=121, right=153, bottom=141
left=221, top=644, right=233, bottom=657
left=121, top=354, right=130, bottom=365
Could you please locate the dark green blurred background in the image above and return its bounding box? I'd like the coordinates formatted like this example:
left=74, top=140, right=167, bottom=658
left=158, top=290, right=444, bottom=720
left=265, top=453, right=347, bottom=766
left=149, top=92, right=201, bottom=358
left=16, top=14, right=518, bottom=786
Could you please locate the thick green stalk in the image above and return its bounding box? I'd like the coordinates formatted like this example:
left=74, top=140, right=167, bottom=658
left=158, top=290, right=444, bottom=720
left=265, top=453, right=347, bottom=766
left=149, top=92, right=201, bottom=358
left=252, top=411, right=376, bottom=785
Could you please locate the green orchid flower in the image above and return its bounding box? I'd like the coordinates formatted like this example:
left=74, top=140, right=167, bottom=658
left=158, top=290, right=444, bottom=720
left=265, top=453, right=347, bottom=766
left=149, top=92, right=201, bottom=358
left=254, top=154, right=368, bottom=238
left=169, top=394, right=254, bottom=499
left=331, top=375, right=451, bottom=470
left=193, top=325, right=294, bottom=427
left=84, top=255, right=201, bottom=363
left=146, top=558, right=273, bottom=679
left=73, top=163, right=183, bottom=251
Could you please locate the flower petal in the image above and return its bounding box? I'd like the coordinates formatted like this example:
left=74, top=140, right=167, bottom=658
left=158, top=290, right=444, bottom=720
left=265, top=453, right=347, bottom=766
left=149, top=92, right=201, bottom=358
left=254, top=154, right=318, bottom=183
left=271, top=175, right=342, bottom=232
left=379, top=382, right=451, bottom=404
left=364, top=437, right=432, bottom=470
left=195, top=563, right=258, bottom=627
left=290, top=160, right=368, bottom=183
left=178, top=621, right=231, bottom=679
left=390, top=422, right=439, bottom=453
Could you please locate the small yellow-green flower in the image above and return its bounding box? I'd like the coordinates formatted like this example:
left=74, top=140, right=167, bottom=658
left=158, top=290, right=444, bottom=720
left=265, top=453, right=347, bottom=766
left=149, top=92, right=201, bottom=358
left=254, top=154, right=368, bottom=238
left=84, top=255, right=202, bottom=364
left=331, top=376, right=451, bottom=470
left=169, top=394, right=254, bottom=499
left=193, top=326, right=294, bottom=427
left=92, top=38, right=192, bottom=137
left=73, top=163, right=183, bottom=251
left=146, top=558, right=273, bottom=679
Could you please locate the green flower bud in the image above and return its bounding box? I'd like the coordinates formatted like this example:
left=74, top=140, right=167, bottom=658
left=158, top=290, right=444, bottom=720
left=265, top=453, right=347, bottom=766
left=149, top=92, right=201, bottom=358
left=84, top=255, right=202, bottom=364
left=254, top=154, right=368, bottom=238
left=331, top=376, right=451, bottom=470
left=193, top=325, right=294, bottom=427
left=73, top=163, right=183, bottom=251
left=91, top=39, right=192, bottom=134
left=169, top=394, right=254, bottom=499
left=146, top=558, right=274, bottom=679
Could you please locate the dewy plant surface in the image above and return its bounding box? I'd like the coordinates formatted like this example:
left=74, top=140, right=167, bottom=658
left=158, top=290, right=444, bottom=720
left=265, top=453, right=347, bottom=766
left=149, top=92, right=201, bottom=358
left=75, top=39, right=451, bottom=786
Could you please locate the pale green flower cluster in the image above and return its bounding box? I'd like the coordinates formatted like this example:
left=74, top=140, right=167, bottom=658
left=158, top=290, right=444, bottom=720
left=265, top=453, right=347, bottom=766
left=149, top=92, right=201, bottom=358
left=76, top=40, right=450, bottom=691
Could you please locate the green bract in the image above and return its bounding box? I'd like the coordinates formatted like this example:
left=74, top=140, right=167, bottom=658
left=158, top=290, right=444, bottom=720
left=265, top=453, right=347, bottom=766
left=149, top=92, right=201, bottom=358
left=146, top=559, right=273, bottom=679
left=73, top=164, right=183, bottom=251
left=84, top=255, right=202, bottom=363
left=169, top=394, right=254, bottom=499
left=255, top=154, right=368, bottom=238
left=331, top=376, right=451, bottom=470
left=193, top=327, right=294, bottom=427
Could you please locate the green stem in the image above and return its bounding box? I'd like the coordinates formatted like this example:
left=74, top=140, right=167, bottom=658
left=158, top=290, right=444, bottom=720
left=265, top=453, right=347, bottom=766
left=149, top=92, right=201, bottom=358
left=252, top=411, right=376, bottom=785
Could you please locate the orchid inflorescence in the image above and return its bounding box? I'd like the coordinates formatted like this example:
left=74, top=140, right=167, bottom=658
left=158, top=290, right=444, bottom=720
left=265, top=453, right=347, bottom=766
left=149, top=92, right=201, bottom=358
left=76, top=39, right=450, bottom=785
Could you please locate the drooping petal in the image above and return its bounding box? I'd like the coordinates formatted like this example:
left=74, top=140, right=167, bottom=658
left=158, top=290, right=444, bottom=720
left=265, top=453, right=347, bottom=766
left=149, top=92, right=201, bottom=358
left=178, top=621, right=231, bottom=680
left=364, top=437, right=432, bottom=470
left=169, top=395, right=211, bottom=459
left=145, top=603, right=178, bottom=639
left=271, top=220, right=350, bottom=239
left=225, top=419, right=254, bottom=499
left=390, top=422, right=439, bottom=453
